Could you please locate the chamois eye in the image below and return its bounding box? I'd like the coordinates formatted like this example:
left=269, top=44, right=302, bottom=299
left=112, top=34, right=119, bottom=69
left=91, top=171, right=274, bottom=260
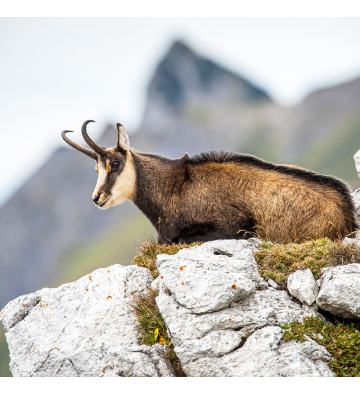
left=112, top=161, right=120, bottom=168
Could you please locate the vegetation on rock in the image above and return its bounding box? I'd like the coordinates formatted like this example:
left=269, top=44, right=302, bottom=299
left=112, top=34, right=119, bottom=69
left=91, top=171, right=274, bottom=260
left=255, top=238, right=360, bottom=284
left=131, top=237, right=360, bottom=377
left=132, top=238, right=201, bottom=280
left=130, top=239, right=200, bottom=376
left=282, top=316, right=360, bottom=377
left=129, top=287, right=186, bottom=376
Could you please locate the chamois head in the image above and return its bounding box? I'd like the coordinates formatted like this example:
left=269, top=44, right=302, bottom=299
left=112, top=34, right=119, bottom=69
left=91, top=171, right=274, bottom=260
left=62, top=120, right=135, bottom=209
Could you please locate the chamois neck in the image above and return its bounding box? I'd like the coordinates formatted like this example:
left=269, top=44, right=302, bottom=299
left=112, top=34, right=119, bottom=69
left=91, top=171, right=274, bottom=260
left=130, top=151, right=185, bottom=227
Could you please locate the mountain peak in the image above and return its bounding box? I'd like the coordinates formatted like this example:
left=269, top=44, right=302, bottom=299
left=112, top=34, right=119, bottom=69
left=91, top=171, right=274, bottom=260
left=143, top=40, right=271, bottom=119
left=167, top=40, right=194, bottom=57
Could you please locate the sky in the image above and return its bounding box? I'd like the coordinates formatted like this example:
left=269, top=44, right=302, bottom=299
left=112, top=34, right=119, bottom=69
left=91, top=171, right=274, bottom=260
left=1, top=17, right=360, bottom=206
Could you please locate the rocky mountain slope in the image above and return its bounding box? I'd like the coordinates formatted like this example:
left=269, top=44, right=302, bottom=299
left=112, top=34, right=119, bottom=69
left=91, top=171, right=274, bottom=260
left=1, top=40, right=360, bottom=375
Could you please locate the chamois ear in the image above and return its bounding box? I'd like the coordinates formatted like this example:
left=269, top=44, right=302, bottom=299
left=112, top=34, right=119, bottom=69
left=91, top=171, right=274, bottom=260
left=116, top=123, right=130, bottom=152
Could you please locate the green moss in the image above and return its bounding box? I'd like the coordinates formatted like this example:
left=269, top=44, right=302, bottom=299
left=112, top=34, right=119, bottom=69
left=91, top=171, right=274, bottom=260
left=281, top=317, right=360, bottom=377
left=255, top=238, right=360, bottom=284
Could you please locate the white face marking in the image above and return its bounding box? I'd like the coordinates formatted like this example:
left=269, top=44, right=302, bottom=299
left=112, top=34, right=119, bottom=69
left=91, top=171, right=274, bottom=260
left=92, top=151, right=136, bottom=209
left=92, top=161, right=108, bottom=202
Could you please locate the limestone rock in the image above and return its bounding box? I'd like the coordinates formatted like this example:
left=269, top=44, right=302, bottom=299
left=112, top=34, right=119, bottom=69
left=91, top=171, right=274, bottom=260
left=157, top=287, right=323, bottom=375
left=156, top=240, right=267, bottom=314
left=1, top=239, right=336, bottom=377
left=353, top=150, right=360, bottom=179
left=156, top=240, right=324, bottom=376
left=342, top=237, right=360, bottom=247
left=316, top=264, right=360, bottom=319
left=183, top=326, right=334, bottom=377
left=352, top=188, right=360, bottom=227
left=154, top=239, right=331, bottom=376
left=268, top=279, right=278, bottom=289
left=287, top=269, right=318, bottom=305
left=247, top=237, right=263, bottom=249
left=157, top=287, right=320, bottom=344
left=0, top=264, right=175, bottom=377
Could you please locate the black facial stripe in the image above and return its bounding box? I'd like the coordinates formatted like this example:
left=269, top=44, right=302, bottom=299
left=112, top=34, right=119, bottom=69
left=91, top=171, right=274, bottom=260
left=103, top=171, right=118, bottom=193
left=99, top=160, right=125, bottom=194
left=96, top=149, right=127, bottom=194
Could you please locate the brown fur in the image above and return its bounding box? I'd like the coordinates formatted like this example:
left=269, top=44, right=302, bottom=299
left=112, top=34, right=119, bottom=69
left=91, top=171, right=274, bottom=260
left=127, top=151, right=357, bottom=244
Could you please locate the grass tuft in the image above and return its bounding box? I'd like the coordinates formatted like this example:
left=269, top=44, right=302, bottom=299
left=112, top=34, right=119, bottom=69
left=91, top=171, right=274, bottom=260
left=281, top=316, right=360, bottom=377
left=132, top=238, right=202, bottom=280
left=129, top=287, right=186, bottom=376
left=255, top=238, right=360, bottom=284
left=130, top=238, right=201, bottom=376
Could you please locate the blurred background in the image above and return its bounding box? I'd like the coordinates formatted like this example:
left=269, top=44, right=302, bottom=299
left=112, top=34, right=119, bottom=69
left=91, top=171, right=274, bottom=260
left=1, top=17, right=360, bottom=376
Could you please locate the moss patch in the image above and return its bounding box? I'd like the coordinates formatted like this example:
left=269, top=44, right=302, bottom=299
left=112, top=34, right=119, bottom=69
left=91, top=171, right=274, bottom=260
left=132, top=238, right=202, bottom=280
left=255, top=238, right=360, bottom=284
left=281, top=316, right=360, bottom=377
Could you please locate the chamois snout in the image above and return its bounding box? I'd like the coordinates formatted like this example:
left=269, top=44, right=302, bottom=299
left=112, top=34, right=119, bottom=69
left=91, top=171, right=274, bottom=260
left=92, top=191, right=110, bottom=208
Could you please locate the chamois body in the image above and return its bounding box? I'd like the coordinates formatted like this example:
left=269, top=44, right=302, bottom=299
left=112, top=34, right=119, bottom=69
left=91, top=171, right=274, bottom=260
left=62, top=121, right=357, bottom=244
left=131, top=151, right=357, bottom=243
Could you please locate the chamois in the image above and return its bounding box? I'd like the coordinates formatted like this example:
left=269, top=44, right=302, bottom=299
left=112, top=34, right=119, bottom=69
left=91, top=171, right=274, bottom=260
left=62, top=120, right=357, bottom=244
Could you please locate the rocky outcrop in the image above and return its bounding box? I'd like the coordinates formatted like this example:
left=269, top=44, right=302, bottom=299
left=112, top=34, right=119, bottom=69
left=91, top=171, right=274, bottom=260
left=183, top=326, right=333, bottom=377
left=4, top=238, right=360, bottom=377
left=154, top=240, right=332, bottom=377
left=352, top=189, right=360, bottom=227
left=287, top=269, right=318, bottom=306
left=0, top=264, right=175, bottom=377
left=155, top=239, right=267, bottom=314
left=316, top=264, right=360, bottom=319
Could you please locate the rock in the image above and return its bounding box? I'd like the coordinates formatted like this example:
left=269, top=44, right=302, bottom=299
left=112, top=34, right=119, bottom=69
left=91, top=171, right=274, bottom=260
left=343, top=237, right=360, bottom=247
left=0, top=264, right=175, bottom=377
left=352, top=188, right=360, bottom=227
left=183, top=326, right=334, bottom=377
left=268, top=279, right=278, bottom=289
left=155, top=240, right=326, bottom=376
left=157, top=287, right=321, bottom=343
left=353, top=150, right=360, bottom=178
left=316, top=264, right=360, bottom=319
left=247, top=237, right=263, bottom=249
left=302, top=303, right=324, bottom=319
left=287, top=269, right=318, bottom=305
left=151, top=276, right=161, bottom=293
left=1, top=239, right=335, bottom=377
left=156, top=240, right=267, bottom=314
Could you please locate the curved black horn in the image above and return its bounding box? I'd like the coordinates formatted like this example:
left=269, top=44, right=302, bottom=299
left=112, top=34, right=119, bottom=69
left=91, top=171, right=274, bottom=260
left=61, top=130, right=98, bottom=160
left=81, top=120, right=107, bottom=157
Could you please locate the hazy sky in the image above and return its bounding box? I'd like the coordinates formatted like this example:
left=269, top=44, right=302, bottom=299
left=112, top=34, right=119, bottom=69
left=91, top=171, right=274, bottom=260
left=1, top=17, right=360, bottom=206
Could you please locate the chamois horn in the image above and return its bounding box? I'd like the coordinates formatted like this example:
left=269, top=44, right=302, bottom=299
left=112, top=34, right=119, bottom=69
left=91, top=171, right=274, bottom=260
left=61, top=130, right=98, bottom=160
left=81, top=120, right=107, bottom=157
